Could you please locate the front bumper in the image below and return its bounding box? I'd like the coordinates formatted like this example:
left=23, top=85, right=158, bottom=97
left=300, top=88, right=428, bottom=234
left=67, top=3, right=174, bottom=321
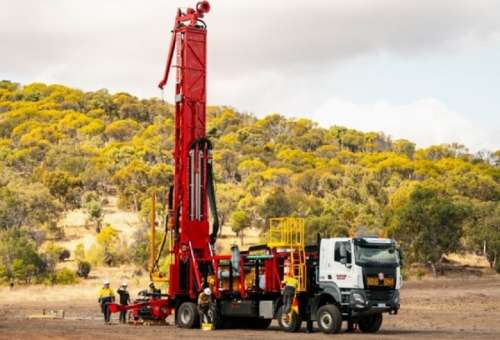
left=349, top=289, right=400, bottom=316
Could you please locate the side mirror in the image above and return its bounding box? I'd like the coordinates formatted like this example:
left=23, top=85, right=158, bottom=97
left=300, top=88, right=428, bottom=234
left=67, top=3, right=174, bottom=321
left=397, top=248, right=404, bottom=267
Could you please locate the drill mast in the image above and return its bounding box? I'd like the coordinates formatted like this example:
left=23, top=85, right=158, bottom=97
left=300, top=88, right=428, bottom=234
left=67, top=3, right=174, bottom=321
left=158, top=1, right=217, bottom=299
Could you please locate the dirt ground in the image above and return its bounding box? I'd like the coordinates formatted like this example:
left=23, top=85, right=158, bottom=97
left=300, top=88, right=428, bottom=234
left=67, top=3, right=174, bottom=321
left=1, top=276, right=499, bottom=340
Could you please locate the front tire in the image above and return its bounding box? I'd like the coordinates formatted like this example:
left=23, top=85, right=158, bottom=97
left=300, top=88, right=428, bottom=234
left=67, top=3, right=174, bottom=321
left=358, top=313, right=383, bottom=333
left=278, top=306, right=302, bottom=332
left=176, top=302, right=199, bottom=329
left=317, top=304, right=342, bottom=334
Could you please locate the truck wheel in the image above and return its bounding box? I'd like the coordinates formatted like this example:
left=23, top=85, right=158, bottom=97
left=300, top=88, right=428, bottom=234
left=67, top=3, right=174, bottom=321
left=176, top=302, right=199, bottom=329
left=358, top=313, right=383, bottom=333
left=278, top=306, right=302, bottom=332
left=317, top=304, right=342, bottom=334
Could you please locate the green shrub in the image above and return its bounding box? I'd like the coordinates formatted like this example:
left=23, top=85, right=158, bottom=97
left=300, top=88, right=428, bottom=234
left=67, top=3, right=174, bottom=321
left=59, top=249, right=71, bottom=261
left=87, top=225, right=128, bottom=266
left=74, top=243, right=85, bottom=261
left=416, top=268, right=426, bottom=280
left=43, top=243, right=67, bottom=272
left=77, top=261, right=91, bottom=279
left=53, top=268, right=77, bottom=285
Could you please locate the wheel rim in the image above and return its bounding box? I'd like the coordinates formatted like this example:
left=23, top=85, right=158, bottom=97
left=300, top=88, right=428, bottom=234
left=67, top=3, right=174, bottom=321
left=180, top=308, right=191, bottom=324
left=281, top=312, right=292, bottom=327
left=320, top=312, right=333, bottom=329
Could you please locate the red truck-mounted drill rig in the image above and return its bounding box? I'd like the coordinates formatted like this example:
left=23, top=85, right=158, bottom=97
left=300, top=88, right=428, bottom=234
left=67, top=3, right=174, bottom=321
left=109, top=1, right=402, bottom=333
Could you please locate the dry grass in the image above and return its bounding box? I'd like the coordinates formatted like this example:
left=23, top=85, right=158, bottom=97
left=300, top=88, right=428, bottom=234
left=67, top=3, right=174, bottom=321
left=57, top=196, right=142, bottom=256
left=446, top=252, right=491, bottom=267
left=0, top=265, right=149, bottom=304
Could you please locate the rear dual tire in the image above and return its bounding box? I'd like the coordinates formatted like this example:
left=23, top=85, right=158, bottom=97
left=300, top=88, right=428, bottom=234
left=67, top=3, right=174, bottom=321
left=278, top=306, right=302, bottom=332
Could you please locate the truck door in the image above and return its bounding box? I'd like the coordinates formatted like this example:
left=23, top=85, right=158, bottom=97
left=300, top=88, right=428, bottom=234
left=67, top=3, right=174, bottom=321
left=331, top=241, right=355, bottom=288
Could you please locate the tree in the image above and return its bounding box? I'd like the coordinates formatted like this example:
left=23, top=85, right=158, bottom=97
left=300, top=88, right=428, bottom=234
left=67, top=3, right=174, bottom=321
left=43, top=171, right=83, bottom=209
left=258, top=189, right=295, bottom=224
left=0, top=183, right=62, bottom=230
left=388, top=186, right=468, bottom=275
left=305, top=214, right=350, bottom=243
left=463, top=201, right=500, bottom=270
left=231, top=210, right=250, bottom=245
left=84, top=199, right=104, bottom=233
left=113, top=159, right=151, bottom=210
left=104, top=119, right=140, bottom=141
left=0, top=229, right=44, bottom=283
left=393, top=139, right=416, bottom=159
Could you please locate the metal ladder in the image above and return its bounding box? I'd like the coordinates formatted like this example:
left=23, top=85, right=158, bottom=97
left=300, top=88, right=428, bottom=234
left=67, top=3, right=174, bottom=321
left=268, top=217, right=307, bottom=291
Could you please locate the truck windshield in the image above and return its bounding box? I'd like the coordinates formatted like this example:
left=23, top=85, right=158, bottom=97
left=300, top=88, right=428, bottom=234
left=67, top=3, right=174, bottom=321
left=354, top=244, right=399, bottom=266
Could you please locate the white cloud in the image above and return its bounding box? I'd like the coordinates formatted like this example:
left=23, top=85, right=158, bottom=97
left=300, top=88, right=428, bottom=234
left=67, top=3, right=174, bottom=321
left=310, top=97, right=498, bottom=151
left=1, top=0, right=499, bottom=151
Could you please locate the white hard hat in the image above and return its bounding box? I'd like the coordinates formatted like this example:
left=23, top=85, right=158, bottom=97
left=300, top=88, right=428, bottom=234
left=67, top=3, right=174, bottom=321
left=103, top=279, right=110, bottom=285
left=204, top=287, right=211, bottom=295
left=121, top=281, right=128, bottom=287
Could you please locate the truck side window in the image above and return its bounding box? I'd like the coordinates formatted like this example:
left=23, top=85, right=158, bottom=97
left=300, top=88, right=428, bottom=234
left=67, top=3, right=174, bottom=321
left=334, top=241, right=352, bottom=263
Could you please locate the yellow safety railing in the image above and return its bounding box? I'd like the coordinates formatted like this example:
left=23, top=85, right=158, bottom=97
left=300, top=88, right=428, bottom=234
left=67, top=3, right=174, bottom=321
left=149, top=193, right=170, bottom=284
left=268, top=217, right=307, bottom=292
left=268, top=217, right=305, bottom=248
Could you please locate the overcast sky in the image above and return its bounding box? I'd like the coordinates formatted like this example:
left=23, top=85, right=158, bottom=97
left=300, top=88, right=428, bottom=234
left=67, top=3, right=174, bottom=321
left=1, top=0, right=499, bottom=151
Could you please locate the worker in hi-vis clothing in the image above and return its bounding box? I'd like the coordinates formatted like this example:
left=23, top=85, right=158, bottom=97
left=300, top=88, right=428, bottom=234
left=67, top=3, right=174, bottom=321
left=281, top=274, right=299, bottom=314
left=198, top=287, right=214, bottom=324
left=97, top=279, right=115, bottom=324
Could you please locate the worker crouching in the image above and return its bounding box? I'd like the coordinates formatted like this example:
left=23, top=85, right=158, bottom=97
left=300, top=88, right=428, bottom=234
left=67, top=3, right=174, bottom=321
left=98, top=280, right=115, bottom=324
left=198, top=287, right=214, bottom=328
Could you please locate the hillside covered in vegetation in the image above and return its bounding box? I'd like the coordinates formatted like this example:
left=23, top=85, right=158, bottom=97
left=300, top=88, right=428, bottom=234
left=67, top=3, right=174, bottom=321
left=0, top=80, right=499, bottom=283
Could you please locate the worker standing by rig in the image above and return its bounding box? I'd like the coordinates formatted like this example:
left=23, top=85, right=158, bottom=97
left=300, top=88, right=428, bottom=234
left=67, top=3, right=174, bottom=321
left=117, top=282, right=130, bottom=324
left=97, top=280, right=115, bottom=324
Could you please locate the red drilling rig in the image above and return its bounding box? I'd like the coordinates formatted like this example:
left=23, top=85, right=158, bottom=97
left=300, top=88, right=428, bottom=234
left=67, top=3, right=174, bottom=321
left=109, top=1, right=402, bottom=333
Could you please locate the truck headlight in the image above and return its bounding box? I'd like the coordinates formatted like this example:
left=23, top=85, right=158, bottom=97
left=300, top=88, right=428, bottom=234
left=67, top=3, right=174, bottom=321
left=352, top=292, right=365, bottom=305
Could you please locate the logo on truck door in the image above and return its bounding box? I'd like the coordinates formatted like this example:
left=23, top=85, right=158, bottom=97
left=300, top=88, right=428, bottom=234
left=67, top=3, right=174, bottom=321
left=336, top=274, right=347, bottom=280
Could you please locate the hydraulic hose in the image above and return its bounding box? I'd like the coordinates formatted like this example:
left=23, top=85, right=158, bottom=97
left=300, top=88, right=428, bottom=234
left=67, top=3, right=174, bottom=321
left=189, top=138, right=219, bottom=244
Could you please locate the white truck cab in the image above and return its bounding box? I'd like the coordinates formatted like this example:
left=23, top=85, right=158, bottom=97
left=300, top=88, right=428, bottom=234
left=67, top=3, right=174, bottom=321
left=315, top=236, right=401, bottom=329
left=319, top=237, right=402, bottom=290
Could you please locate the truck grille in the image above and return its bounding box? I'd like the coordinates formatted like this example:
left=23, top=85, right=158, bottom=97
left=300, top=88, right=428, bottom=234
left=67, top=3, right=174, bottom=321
left=366, top=289, right=394, bottom=302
